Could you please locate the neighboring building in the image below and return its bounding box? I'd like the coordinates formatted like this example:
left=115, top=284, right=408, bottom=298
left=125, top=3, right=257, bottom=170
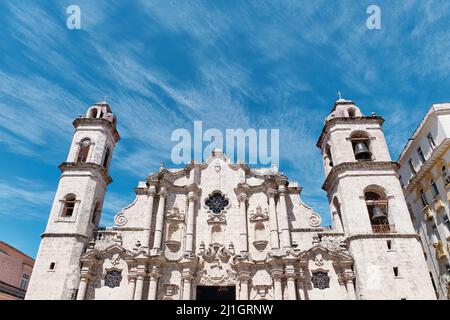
left=398, top=103, right=450, bottom=300
left=26, top=98, right=436, bottom=300
left=0, top=241, right=34, bottom=300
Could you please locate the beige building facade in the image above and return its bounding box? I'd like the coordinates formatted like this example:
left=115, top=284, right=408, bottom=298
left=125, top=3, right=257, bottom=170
left=26, top=98, right=436, bottom=300
left=398, top=103, right=450, bottom=300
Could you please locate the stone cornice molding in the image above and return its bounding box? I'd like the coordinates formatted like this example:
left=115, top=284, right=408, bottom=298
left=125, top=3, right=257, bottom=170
left=41, top=232, right=89, bottom=240
left=59, top=162, right=113, bottom=185
left=398, top=104, right=450, bottom=161
left=146, top=154, right=292, bottom=188
left=316, top=115, right=384, bottom=148
left=404, top=139, right=450, bottom=192
left=154, top=180, right=201, bottom=196
left=322, top=161, right=398, bottom=191
left=345, top=233, right=421, bottom=243
left=73, top=117, right=120, bottom=142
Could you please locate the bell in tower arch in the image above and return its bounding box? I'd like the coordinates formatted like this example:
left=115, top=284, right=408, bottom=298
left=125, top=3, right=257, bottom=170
left=354, top=142, right=372, bottom=161
left=371, top=205, right=387, bottom=222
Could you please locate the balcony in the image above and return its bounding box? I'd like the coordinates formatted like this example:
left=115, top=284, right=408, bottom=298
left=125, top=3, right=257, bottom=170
left=423, top=205, right=433, bottom=221
left=434, top=199, right=445, bottom=212
left=433, top=241, right=448, bottom=260
left=372, top=224, right=396, bottom=233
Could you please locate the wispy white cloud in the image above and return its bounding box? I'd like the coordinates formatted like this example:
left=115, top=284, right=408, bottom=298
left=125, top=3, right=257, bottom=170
left=0, top=179, right=54, bottom=221
left=2, top=0, right=450, bottom=231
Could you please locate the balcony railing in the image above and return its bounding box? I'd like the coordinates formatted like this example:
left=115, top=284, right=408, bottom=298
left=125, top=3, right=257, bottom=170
left=372, top=224, right=396, bottom=233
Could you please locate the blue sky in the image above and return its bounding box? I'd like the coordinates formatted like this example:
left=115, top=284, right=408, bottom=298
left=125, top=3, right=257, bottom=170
left=1, top=0, right=450, bottom=258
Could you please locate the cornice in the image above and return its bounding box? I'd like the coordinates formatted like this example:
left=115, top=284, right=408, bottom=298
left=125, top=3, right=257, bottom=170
left=404, top=139, right=450, bottom=193
left=41, top=232, right=89, bottom=240
left=345, top=233, right=421, bottom=243
left=73, top=117, right=120, bottom=142
left=322, top=161, right=398, bottom=191
left=316, top=115, right=384, bottom=149
left=59, top=162, right=113, bottom=185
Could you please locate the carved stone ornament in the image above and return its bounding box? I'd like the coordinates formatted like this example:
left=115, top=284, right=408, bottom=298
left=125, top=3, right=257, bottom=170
left=314, top=253, right=324, bottom=267
left=114, top=212, right=128, bottom=226
left=255, top=285, right=270, bottom=298
left=93, top=228, right=123, bottom=251
left=308, top=213, right=322, bottom=227
left=249, top=205, right=269, bottom=222
left=197, top=243, right=238, bottom=286
left=319, top=235, right=346, bottom=251
left=164, top=284, right=178, bottom=297
left=166, top=206, right=185, bottom=222
left=111, top=253, right=121, bottom=266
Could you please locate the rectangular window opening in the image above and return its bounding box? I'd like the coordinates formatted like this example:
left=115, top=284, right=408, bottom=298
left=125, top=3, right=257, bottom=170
left=417, top=146, right=426, bottom=164
left=49, top=262, right=56, bottom=270
left=393, top=267, right=399, bottom=277
left=387, top=240, right=392, bottom=250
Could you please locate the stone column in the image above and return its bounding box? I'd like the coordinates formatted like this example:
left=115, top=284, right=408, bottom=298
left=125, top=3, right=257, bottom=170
left=181, top=271, right=194, bottom=300
left=267, top=189, right=280, bottom=250
left=238, top=193, right=249, bottom=254
left=153, top=187, right=167, bottom=250
left=285, top=264, right=297, bottom=300
left=185, top=191, right=196, bottom=254
left=346, top=272, right=356, bottom=300
left=148, top=267, right=161, bottom=300
left=238, top=271, right=251, bottom=300
left=76, top=275, right=89, bottom=300
left=277, top=185, right=291, bottom=249
left=134, top=274, right=145, bottom=300
left=271, top=269, right=283, bottom=300
left=127, top=276, right=136, bottom=300
left=296, top=270, right=306, bottom=300
left=143, top=186, right=156, bottom=249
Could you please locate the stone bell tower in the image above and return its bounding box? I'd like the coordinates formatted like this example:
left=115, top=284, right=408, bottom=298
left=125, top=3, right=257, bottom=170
left=26, top=100, right=120, bottom=300
left=316, top=97, right=435, bottom=299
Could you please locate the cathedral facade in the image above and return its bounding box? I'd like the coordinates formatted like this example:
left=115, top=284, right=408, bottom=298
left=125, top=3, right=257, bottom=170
left=26, top=98, right=436, bottom=300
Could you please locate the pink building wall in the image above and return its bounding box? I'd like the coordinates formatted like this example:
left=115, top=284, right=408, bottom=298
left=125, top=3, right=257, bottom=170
left=0, top=241, right=34, bottom=300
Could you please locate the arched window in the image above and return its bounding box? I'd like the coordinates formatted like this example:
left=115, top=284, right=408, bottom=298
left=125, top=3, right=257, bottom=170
left=102, top=147, right=111, bottom=169
left=350, top=131, right=372, bottom=162
left=77, top=138, right=91, bottom=163
left=347, top=108, right=356, bottom=118
left=365, top=191, right=390, bottom=233
left=91, top=202, right=100, bottom=224
left=62, top=194, right=76, bottom=217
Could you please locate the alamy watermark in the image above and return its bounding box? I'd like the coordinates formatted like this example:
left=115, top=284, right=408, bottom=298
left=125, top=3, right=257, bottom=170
left=171, top=121, right=279, bottom=166
left=66, top=5, right=81, bottom=29
left=367, top=5, right=381, bottom=30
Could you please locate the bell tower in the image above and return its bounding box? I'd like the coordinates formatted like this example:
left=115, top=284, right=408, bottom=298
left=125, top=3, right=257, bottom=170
left=317, top=97, right=435, bottom=299
left=26, top=100, right=120, bottom=300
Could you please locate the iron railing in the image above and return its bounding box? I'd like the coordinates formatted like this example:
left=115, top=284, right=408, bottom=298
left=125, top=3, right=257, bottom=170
left=372, top=224, right=395, bottom=233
